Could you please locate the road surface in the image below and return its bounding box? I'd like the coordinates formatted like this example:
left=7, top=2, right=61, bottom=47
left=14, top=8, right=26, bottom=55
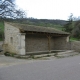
left=0, top=55, right=80, bottom=80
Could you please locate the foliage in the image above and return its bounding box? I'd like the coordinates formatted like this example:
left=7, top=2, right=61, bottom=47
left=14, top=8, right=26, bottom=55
left=4, top=52, right=16, bottom=57
left=63, top=13, right=74, bottom=33
left=25, top=18, right=67, bottom=26
left=69, top=37, right=79, bottom=41
left=0, top=21, right=4, bottom=31
left=0, top=18, right=66, bottom=32
left=0, top=0, right=26, bottom=19
left=5, top=18, right=66, bottom=31
left=0, top=18, right=66, bottom=41
left=72, top=20, right=80, bottom=38
left=0, top=21, right=4, bottom=40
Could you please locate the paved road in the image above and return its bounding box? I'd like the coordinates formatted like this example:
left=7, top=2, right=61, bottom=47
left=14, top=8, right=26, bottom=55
left=0, top=55, right=80, bottom=80
left=0, top=55, right=34, bottom=68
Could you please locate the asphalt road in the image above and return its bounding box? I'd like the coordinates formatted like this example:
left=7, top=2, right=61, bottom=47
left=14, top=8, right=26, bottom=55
left=0, top=55, right=80, bottom=80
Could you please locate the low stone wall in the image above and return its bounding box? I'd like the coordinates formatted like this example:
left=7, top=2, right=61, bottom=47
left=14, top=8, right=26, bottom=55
left=70, top=41, right=80, bottom=52
left=54, top=37, right=69, bottom=50
left=66, top=41, right=80, bottom=52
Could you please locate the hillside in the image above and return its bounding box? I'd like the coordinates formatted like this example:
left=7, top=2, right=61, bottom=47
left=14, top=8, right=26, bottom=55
left=0, top=18, right=68, bottom=41
left=12, top=18, right=67, bottom=26
left=25, top=19, right=67, bottom=26
left=3, top=18, right=67, bottom=31
left=0, top=18, right=68, bottom=30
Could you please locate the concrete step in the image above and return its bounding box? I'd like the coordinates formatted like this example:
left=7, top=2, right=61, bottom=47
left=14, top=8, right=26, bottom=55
left=57, top=50, right=75, bottom=55
left=57, top=50, right=80, bottom=57
left=15, top=53, right=55, bottom=59
left=16, top=50, right=80, bottom=59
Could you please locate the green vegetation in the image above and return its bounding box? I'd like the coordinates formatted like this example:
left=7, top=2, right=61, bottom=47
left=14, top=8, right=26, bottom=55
left=63, top=14, right=80, bottom=41
left=0, top=21, right=4, bottom=41
left=8, top=18, right=65, bottom=31
left=70, top=37, right=80, bottom=41
left=4, top=52, right=16, bottom=57
left=0, top=18, right=66, bottom=41
left=1, top=17, right=80, bottom=42
left=0, top=21, right=4, bottom=32
left=63, top=13, right=74, bottom=33
left=53, top=25, right=64, bottom=31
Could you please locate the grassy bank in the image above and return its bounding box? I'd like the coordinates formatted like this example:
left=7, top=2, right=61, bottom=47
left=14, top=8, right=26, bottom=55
left=0, top=21, right=4, bottom=31
left=0, top=21, right=4, bottom=41
left=70, top=37, right=80, bottom=41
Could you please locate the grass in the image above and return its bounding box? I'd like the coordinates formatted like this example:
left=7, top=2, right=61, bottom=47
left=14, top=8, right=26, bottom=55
left=0, top=21, right=4, bottom=32
left=4, top=52, right=16, bottom=57
left=0, top=21, right=4, bottom=41
left=69, top=37, right=79, bottom=41
left=53, top=25, right=64, bottom=31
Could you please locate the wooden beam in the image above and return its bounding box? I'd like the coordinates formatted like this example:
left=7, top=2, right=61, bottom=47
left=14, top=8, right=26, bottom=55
left=46, top=35, right=52, bottom=52
left=25, top=31, right=68, bottom=37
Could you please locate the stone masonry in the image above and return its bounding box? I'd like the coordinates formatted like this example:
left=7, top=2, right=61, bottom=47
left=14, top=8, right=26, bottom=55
left=4, top=22, right=70, bottom=55
left=4, top=23, right=26, bottom=55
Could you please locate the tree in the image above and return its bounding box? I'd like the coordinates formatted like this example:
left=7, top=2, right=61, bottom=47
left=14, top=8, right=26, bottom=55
left=64, top=13, right=74, bottom=33
left=0, top=0, right=27, bottom=41
left=0, top=0, right=26, bottom=19
left=72, top=20, right=80, bottom=38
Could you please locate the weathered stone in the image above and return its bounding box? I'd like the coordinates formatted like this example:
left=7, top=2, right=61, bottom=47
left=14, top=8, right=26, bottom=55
left=4, top=22, right=70, bottom=55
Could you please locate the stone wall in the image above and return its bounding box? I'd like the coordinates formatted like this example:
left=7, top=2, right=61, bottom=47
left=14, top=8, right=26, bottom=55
left=54, top=36, right=69, bottom=50
left=4, top=23, right=20, bottom=54
left=62, top=41, right=80, bottom=52
left=70, top=41, right=80, bottom=52
left=26, top=34, right=50, bottom=52
left=25, top=34, right=69, bottom=53
left=4, top=23, right=70, bottom=55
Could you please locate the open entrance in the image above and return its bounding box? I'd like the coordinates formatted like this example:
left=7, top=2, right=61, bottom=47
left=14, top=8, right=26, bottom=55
left=25, top=34, right=48, bottom=52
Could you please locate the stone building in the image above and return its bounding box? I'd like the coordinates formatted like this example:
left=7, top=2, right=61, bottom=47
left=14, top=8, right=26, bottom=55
left=4, top=22, right=69, bottom=55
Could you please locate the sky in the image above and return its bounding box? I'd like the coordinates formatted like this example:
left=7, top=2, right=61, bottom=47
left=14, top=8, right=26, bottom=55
left=16, top=0, right=80, bottom=20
